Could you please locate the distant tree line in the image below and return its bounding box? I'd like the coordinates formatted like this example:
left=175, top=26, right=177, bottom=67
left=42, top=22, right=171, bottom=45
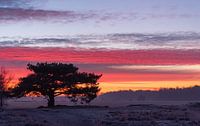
left=99, top=86, right=200, bottom=102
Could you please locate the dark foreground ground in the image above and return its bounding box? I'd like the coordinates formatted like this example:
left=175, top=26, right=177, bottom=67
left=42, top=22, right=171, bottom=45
left=1, top=104, right=200, bottom=126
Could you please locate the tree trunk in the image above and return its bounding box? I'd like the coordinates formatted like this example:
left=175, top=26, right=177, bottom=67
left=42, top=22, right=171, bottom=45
left=0, top=92, right=3, bottom=107
left=48, top=94, right=55, bottom=107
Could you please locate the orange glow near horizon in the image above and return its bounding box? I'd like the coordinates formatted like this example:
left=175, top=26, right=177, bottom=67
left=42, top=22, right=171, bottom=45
left=100, top=81, right=200, bottom=93
left=6, top=65, right=200, bottom=93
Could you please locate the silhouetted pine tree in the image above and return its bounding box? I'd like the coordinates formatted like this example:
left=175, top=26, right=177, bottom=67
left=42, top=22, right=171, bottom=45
left=11, top=63, right=101, bottom=107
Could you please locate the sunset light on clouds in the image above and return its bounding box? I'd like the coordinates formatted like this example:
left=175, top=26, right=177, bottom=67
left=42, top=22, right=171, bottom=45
left=1, top=0, right=200, bottom=93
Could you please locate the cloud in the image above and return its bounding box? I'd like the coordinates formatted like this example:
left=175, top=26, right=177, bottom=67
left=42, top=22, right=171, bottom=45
left=0, top=8, right=126, bottom=24
left=108, top=65, right=200, bottom=74
left=111, top=32, right=200, bottom=49
left=0, top=8, right=100, bottom=23
left=1, top=32, right=200, bottom=49
left=0, top=5, right=199, bottom=25
left=0, top=47, right=200, bottom=65
left=2, top=59, right=200, bottom=76
left=112, top=32, right=200, bottom=42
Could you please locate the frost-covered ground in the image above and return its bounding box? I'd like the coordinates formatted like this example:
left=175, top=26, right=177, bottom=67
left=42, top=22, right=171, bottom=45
left=1, top=97, right=200, bottom=126
left=1, top=104, right=200, bottom=126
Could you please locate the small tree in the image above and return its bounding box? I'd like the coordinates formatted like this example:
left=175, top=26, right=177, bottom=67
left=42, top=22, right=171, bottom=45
left=11, top=63, right=101, bottom=107
left=0, top=68, right=11, bottom=108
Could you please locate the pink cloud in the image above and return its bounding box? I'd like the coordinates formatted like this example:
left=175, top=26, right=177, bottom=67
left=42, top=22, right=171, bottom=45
left=0, top=47, right=200, bottom=65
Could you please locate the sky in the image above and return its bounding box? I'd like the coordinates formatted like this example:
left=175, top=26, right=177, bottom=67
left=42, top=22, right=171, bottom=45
left=0, top=0, right=200, bottom=92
